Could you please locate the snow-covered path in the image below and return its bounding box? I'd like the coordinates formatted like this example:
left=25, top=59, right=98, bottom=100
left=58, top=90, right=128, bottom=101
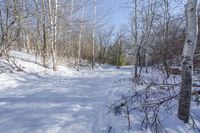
left=0, top=56, right=131, bottom=133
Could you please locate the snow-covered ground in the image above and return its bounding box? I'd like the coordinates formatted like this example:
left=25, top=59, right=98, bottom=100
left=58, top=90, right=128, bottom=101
left=0, top=51, right=199, bottom=133
left=0, top=51, right=132, bottom=133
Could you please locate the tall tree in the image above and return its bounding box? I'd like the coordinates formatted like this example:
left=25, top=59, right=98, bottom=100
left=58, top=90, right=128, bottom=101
left=92, top=0, right=97, bottom=69
left=162, top=0, right=171, bottom=78
left=34, top=0, right=41, bottom=62
left=0, top=0, right=20, bottom=57
left=42, top=0, right=48, bottom=68
left=178, top=0, right=198, bottom=123
left=133, top=0, right=138, bottom=77
left=69, top=0, right=74, bottom=64
left=49, top=0, right=58, bottom=71
left=77, top=1, right=86, bottom=71
left=97, top=27, right=114, bottom=65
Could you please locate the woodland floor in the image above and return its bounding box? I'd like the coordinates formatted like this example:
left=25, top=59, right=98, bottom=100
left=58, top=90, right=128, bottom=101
left=0, top=51, right=199, bottom=133
left=0, top=51, right=132, bottom=133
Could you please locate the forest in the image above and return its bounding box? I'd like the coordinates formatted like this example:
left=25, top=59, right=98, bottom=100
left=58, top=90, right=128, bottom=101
left=0, top=0, right=200, bottom=133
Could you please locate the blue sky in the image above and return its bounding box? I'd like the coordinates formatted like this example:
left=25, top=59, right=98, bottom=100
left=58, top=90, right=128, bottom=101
left=97, top=0, right=130, bottom=30
left=93, top=0, right=187, bottom=31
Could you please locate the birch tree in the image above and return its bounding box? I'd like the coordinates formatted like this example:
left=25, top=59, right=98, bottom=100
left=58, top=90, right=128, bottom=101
left=42, top=0, right=48, bottom=68
left=34, top=0, right=41, bottom=62
left=49, top=0, right=58, bottom=71
left=178, top=0, right=198, bottom=123
left=133, top=0, right=138, bottom=77
left=69, top=0, right=74, bottom=64
left=0, top=0, right=20, bottom=56
left=92, top=0, right=97, bottom=69
left=53, top=0, right=58, bottom=71
left=77, top=1, right=86, bottom=71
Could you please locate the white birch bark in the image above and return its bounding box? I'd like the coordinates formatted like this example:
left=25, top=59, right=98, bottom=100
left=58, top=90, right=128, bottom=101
left=178, top=0, right=198, bottom=123
left=53, top=0, right=58, bottom=71
left=92, top=0, right=97, bottom=69
left=49, top=0, right=58, bottom=71
left=42, top=0, right=48, bottom=68
left=69, top=0, right=74, bottom=64
left=134, top=0, right=138, bottom=77
left=77, top=3, right=86, bottom=71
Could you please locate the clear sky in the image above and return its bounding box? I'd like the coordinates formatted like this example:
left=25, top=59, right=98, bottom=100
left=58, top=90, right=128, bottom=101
left=96, top=0, right=130, bottom=30
left=94, top=0, right=187, bottom=31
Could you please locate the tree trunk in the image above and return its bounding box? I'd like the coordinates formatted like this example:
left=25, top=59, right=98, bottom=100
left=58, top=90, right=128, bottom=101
left=49, top=0, right=58, bottom=71
left=69, top=0, right=74, bottom=65
left=134, top=0, right=138, bottom=77
left=92, top=0, right=97, bottom=69
left=163, top=0, right=170, bottom=78
left=178, top=0, right=198, bottom=123
left=77, top=3, right=85, bottom=71
left=42, top=0, right=48, bottom=68
left=35, top=0, right=41, bottom=62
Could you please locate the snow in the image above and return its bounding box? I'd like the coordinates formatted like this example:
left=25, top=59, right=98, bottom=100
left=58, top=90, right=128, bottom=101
left=0, top=51, right=199, bottom=133
left=0, top=51, right=131, bottom=133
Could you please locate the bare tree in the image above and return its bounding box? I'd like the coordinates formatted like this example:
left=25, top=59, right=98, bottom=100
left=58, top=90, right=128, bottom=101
left=42, top=0, right=48, bottom=68
left=178, top=0, right=198, bottom=123
left=0, top=0, right=20, bottom=57
left=49, top=0, right=58, bottom=71
left=92, top=0, right=97, bottom=69
left=34, top=0, right=41, bottom=62
left=97, top=27, right=114, bottom=65
left=133, top=0, right=138, bottom=77
left=77, top=1, right=86, bottom=71
left=69, top=0, right=74, bottom=64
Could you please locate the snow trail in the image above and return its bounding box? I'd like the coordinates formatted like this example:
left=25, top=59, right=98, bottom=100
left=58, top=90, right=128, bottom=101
left=0, top=53, right=131, bottom=133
